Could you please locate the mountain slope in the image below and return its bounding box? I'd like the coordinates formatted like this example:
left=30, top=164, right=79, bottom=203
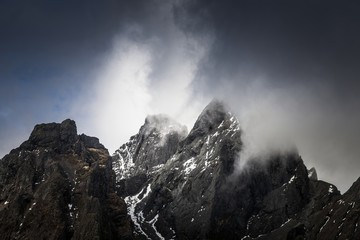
left=0, top=119, right=133, bottom=240
left=113, top=100, right=360, bottom=240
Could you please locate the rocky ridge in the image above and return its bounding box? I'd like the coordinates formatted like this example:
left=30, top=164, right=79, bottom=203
left=0, top=119, right=133, bottom=240
left=113, top=100, right=360, bottom=240
left=1, top=100, right=360, bottom=240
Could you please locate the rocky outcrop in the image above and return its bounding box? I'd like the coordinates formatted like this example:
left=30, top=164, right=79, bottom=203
left=0, top=119, right=133, bottom=240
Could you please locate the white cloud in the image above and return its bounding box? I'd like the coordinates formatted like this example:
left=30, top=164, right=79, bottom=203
left=210, top=77, right=360, bottom=192
left=72, top=38, right=153, bottom=152
left=72, top=4, right=211, bottom=154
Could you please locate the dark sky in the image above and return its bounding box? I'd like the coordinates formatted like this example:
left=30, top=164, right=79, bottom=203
left=1, top=0, right=360, bottom=192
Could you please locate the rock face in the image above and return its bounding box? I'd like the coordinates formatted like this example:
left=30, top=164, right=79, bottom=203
left=0, top=119, right=133, bottom=240
left=113, top=100, right=360, bottom=240
left=112, top=114, right=188, bottom=198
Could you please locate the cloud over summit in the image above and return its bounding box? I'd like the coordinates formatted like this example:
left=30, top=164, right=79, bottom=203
left=1, top=0, right=360, bottom=192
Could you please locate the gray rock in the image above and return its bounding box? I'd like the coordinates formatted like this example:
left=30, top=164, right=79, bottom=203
left=112, top=114, right=187, bottom=196
left=113, top=100, right=308, bottom=239
left=2, top=101, right=360, bottom=240
left=113, top=100, right=360, bottom=240
left=0, top=119, right=133, bottom=240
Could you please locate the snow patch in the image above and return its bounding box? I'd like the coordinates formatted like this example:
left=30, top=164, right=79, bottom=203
left=169, top=227, right=176, bottom=239
left=183, top=157, right=197, bottom=175
left=280, top=218, right=291, bottom=227
left=151, top=164, right=164, bottom=174
left=113, top=144, right=135, bottom=182
left=152, top=164, right=164, bottom=170
left=338, top=222, right=344, bottom=229
left=240, top=235, right=250, bottom=240
left=142, top=184, right=152, bottom=199
left=319, top=216, right=330, bottom=232
left=198, top=205, right=206, bottom=213
left=288, top=175, right=296, bottom=184
left=28, top=202, right=36, bottom=211
left=206, top=136, right=210, bottom=145
left=148, top=214, right=165, bottom=240
left=281, top=175, right=296, bottom=189
left=218, top=120, right=224, bottom=129
left=124, top=184, right=152, bottom=239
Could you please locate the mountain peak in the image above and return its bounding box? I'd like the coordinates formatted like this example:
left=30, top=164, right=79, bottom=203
left=144, top=114, right=174, bottom=125
left=142, top=114, right=188, bottom=137
left=195, top=99, right=229, bottom=129
left=113, top=114, right=187, bottom=183
left=0, top=119, right=132, bottom=239
left=60, top=118, right=77, bottom=141
left=185, top=99, right=237, bottom=144
left=26, top=119, right=77, bottom=149
left=203, top=98, right=227, bottom=111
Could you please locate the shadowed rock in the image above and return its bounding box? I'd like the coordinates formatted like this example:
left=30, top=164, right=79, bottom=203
left=0, top=119, right=133, bottom=240
left=113, top=100, right=360, bottom=240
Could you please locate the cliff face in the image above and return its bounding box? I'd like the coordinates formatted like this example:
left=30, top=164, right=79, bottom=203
left=0, top=119, right=133, bottom=240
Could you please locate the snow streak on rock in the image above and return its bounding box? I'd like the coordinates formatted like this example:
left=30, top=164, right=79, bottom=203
left=113, top=143, right=135, bottom=182
left=124, top=184, right=152, bottom=239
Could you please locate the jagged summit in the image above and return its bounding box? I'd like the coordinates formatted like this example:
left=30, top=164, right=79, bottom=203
left=24, top=119, right=77, bottom=148
left=142, top=114, right=188, bottom=138
left=112, top=100, right=360, bottom=240
left=17, top=119, right=105, bottom=155
left=112, top=100, right=244, bottom=239
left=185, top=99, right=237, bottom=145
left=190, top=99, right=228, bottom=134
left=113, top=114, right=187, bottom=185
